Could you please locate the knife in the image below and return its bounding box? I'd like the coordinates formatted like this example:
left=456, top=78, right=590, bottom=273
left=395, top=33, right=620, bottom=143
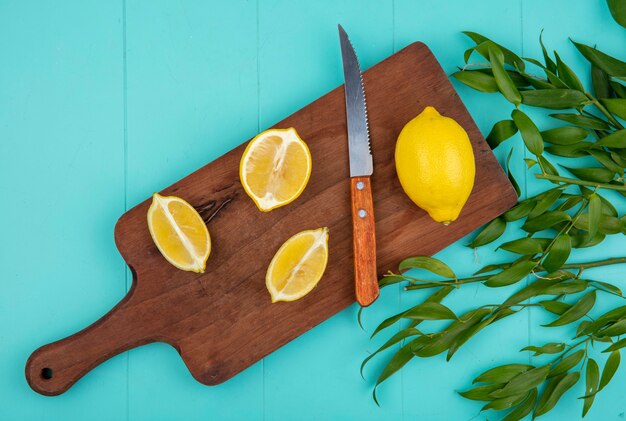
left=338, top=24, right=379, bottom=307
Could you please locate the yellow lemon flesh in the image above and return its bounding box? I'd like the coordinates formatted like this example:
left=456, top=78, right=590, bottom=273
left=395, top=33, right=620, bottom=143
left=147, top=193, right=211, bottom=273
left=266, top=227, right=329, bottom=303
left=240, top=127, right=312, bottom=212
left=395, top=106, right=475, bottom=224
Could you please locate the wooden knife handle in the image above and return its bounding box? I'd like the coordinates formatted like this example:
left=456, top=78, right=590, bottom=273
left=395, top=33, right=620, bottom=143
left=350, top=176, right=379, bottom=307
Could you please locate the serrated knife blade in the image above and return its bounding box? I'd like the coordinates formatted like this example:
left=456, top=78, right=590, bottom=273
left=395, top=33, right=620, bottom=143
left=338, top=24, right=373, bottom=177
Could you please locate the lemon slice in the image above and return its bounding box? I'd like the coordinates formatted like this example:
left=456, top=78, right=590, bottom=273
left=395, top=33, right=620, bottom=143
left=147, top=193, right=211, bottom=273
left=266, top=227, right=329, bottom=303
left=240, top=127, right=312, bottom=212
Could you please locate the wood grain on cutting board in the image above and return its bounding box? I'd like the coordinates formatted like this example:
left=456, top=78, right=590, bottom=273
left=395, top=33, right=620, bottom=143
left=26, top=42, right=517, bottom=396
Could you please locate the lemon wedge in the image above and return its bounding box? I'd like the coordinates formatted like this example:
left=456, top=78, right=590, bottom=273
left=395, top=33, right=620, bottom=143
left=147, top=193, right=211, bottom=273
left=240, top=128, right=312, bottom=212
left=266, top=227, right=329, bottom=303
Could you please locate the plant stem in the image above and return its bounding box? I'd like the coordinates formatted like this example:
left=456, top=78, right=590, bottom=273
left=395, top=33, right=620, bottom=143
left=404, top=257, right=626, bottom=290
left=535, top=174, right=626, bottom=192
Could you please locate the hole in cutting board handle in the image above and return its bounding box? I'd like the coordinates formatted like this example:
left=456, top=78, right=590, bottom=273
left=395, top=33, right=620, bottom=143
left=41, top=367, right=53, bottom=380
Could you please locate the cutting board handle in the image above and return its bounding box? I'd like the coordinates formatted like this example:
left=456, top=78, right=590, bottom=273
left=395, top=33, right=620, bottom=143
left=25, top=287, right=155, bottom=396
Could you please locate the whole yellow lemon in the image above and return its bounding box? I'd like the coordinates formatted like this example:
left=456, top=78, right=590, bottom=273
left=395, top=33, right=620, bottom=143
left=395, top=106, right=475, bottom=224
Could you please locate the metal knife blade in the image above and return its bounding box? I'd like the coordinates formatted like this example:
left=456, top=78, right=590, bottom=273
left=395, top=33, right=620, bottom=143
left=338, top=24, right=373, bottom=177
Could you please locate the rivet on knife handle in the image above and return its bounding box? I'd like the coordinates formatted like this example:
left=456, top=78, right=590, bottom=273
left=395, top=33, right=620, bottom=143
left=351, top=176, right=379, bottom=306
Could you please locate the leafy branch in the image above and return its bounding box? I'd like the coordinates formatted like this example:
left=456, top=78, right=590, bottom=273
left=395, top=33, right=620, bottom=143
left=361, top=2, right=626, bottom=419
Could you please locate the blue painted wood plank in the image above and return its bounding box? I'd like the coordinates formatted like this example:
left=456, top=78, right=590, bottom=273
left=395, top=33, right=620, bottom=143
left=0, top=0, right=127, bottom=419
left=256, top=1, right=401, bottom=419
left=123, top=1, right=263, bottom=420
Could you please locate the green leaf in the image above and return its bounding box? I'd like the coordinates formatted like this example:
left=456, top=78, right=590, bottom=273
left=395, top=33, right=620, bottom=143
left=489, top=47, right=522, bottom=105
left=579, top=305, right=626, bottom=336
left=555, top=52, right=584, bottom=91
left=597, top=129, right=626, bottom=148
left=542, top=234, right=572, bottom=273
left=592, top=65, right=612, bottom=98
left=528, top=188, right=563, bottom=219
left=544, top=290, right=596, bottom=327
left=473, top=68, right=532, bottom=88
left=399, top=256, right=456, bottom=278
left=525, top=158, right=538, bottom=168
left=459, top=383, right=504, bottom=401
left=474, top=262, right=509, bottom=275
left=542, top=278, right=588, bottom=295
left=539, top=155, right=560, bottom=176
left=499, top=237, right=551, bottom=255
left=520, top=89, right=590, bottom=109
left=474, top=364, right=534, bottom=384
left=587, top=149, right=624, bottom=175
left=403, top=302, right=457, bottom=321
left=544, top=68, right=569, bottom=89
left=539, top=30, right=557, bottom=73
left=612, top=150, right=626, bottom=167
left=468, top=217, right=506, bottom=248
left=611, top=80, right=626, bottom=98
left=463, top=32, right=525, bottom=70
left=604, top=338, right=626, bottom=353
left=521, top=72, right=554, bottom=90
left=502, top=278, right=559, bottom=307
left=601, top=98, right=626, bottom=120
left=452, top=70, right=499, bottom=93
left=503, top=200, right=536, bottom=222
left=599, top=351, right=620, bottom=390
left=413, top=308, right=489, bottom=358
left=360, top=328, right=421, bottom=378
left=483, top=391, right=530, bottom=411
left=550, top=113, right=611, bottom=130
left=588, top=194, right=602, bottom=239
left=446, top=309, right=494, bottom=361
left=561, top=165, right=616, bottom=182
left=357, top=306, right=365, bottom=330
left=545, top=143, right=591, bottom=158
left=559, top=195, right=583, bottom=211
left=550, top=350, right=585, bottom=377
left=370, top=290, right=457, bottom=337
left=599, top=319, right=626, bottom=337
left=534, top=372, right=580, bottom=417
left=574, top=214, right=624, bottom=234
left=506, top=148, right=521, bottom=197
left=512, top=109, right=544, bottom=155
left=522, top=211, right=571, bottom=232
left=571, top=231, right=606, bottom=248
left=539, top=300, right=572, bottom=315
left=583, top=359, right=600, bottom=417
left=373, top=341, right=415, bottom=403
left=590, top=280, right=622, bottom=297
left=490, top=366, right=550, bottom=399
left=485, top=260, right=537, bottom=288
left=608, top=0, right=626, bottom=28
left=572, top=40, right=626, bottom=77
left=486, top=119, right=518, bottom=149
left=378, top=274, right=406, bottom=288
left=541, top=126, right=589, bottom=145
left=522, top=342, right=565, bottom=356
left=502, top=388, right=538, bottom=421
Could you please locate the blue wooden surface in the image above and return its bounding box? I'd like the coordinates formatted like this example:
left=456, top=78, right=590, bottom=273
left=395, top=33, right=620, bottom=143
left=1, top=0, right=625, bottom=419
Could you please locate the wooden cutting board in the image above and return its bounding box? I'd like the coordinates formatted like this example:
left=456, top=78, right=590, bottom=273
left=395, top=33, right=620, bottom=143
left=26, top=42, right=517, bottom=396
